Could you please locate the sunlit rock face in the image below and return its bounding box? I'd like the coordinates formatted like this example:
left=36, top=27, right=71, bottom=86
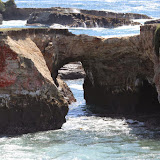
left=0, top=25, right=159, bottom=135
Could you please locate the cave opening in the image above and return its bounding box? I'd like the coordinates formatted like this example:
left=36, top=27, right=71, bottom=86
left=136, top=79, right=160, bottom=114
left=56, top=61, right=160, bottom=117
left=57, top=61, right=86, bottom=104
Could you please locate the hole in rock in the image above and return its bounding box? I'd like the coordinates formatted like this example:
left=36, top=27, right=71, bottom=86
left=57, top=61, right=86, bottom=104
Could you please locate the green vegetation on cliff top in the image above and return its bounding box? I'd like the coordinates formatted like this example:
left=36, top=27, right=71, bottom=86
left=0, top=0, right=16, bottom=13
left=155, top=24, right=160, bottom=57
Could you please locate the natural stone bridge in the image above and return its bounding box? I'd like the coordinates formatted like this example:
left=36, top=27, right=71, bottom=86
left=0, top=24, right=159, bottom=134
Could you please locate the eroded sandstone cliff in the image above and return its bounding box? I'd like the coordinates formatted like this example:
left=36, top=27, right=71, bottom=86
left=0, top=25, right=159, bottom=134
left=0, top=29, right=69, bottom=135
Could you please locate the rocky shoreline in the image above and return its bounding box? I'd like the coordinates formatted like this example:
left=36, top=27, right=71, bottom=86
left=2, top=7, right=151, bottom=20
left=0, top=3, right=160, bottom=134
left=0, top=25, right=158, bottom=134
left=26, top=10, right=141, bottom=28
left=0, top=7, right=152, bottom=28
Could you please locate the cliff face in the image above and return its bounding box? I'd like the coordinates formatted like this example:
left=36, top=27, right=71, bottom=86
left=25, top=28, right=155, bottom=113
left=0, top=25, right=159, bottom=134
left=140, top=24, right=160, bottom=103
left=0, top=30, right=69, bottom=135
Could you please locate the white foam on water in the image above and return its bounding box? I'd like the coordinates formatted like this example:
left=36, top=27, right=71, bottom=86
left=1, top=20, right=27, bottom=27
left=50, top=23, right=68, bottom=29
left=71, top=8, right=81, bottom=13
left=69, top=84, right=83, bottom=91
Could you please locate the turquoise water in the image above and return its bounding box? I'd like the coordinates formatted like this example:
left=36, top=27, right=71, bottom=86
left=1, top=0, right=159, bottom=37
left=1, top=79, right=160, bottom=160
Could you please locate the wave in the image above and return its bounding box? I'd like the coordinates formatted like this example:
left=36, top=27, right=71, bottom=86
left=69, top=84, right=83, bottom=91
left=1, top=20, right=27, bottom=27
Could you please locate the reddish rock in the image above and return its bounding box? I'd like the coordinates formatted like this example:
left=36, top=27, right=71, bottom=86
left=0, top=26, right=160, bottom=134
left=0, top=30, right=68, bottom=135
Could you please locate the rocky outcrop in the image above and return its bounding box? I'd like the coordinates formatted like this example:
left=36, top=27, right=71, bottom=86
left=145, top=19, right=160, bottom=25
left=0, top=29, right=68, bottom=135
left=57, top=78, right=76, bottom=104
left=0, top=25, right=160, bottom=135
left=27, top=11, right=140, bottom=28
left=141, top=24, right=160, bottom=103
left=58, top=62, right=85, bottom=79
left=2, top=7, right=151, bottom=21
left=80, top=9, right=151, bottom=19
left=14, top=28, right=155, bottom=114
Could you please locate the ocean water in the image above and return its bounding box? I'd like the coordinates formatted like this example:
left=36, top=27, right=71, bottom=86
left=5, top=0, right=160, bottom=18
left=1, top=79, right=160, bottom=160
left=1, top=0, right=159, bottom=37
left=0, top=0, right=160, bottom=159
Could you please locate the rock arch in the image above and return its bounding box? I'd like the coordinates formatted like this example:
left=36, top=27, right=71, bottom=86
left=0, top=25, right=159, bottom=134
left=28, top=28, right=155, bottom=113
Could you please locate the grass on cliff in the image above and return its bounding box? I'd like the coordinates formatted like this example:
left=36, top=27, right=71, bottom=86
left=155, top=24, right=160, bottom=57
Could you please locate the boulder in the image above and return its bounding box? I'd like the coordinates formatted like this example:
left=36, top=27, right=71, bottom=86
left=58, top=62, right=85, bottom=80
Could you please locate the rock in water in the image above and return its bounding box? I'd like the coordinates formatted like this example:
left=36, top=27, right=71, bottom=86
left=145, top=19, right=160, bottom=24
left=0, top=14, right=2, bottom=25
left=27, top=11, right=141, bottom=28
left=0, top=25, right=160, bottom=135
left=0, top=29, right=68, bottom=135
left=58, top=62, right=85, bottom=80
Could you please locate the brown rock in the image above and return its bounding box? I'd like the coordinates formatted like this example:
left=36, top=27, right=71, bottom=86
left=27, top=11, right=141, bottom=28
left=2, top=7, right=151, bottom=20
left=57, top=78, right=76, bottom=104
left=0, top=25, right=160, bottom=135
left=0, top=29, right=68, bottom=135
left=58, top=62, right=85, bottom=80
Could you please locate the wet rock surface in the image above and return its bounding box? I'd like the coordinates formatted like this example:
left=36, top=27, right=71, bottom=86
left=58, top=62, right=85, bottom=80
left=145, top=19, right=160, bottom=24
left=57, top=78, right=76, bottom=104
left=27, top=11, right=141, bottom=28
